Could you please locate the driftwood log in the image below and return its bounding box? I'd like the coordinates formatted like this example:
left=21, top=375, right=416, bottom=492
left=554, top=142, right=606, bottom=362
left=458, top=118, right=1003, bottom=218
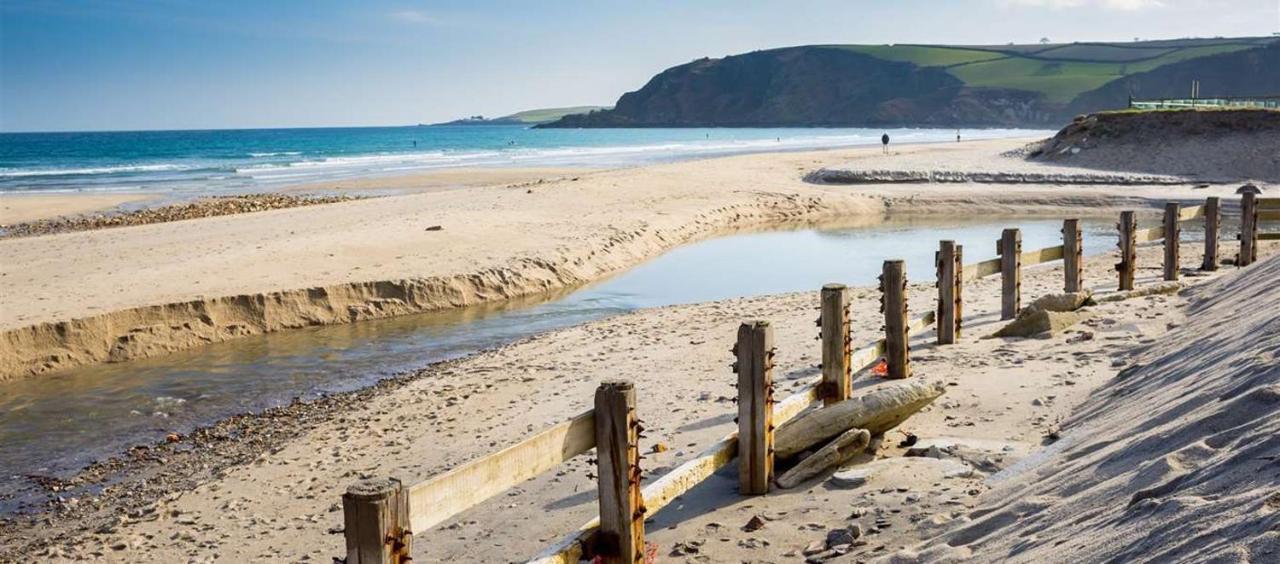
left=775, top=428, right=870, bottom=489
left=775, top=380, right=946, bottom=459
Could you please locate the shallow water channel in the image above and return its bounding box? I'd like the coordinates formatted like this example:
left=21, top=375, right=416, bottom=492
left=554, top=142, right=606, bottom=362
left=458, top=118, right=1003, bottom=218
left=0, top=215, right=1129, bottom=512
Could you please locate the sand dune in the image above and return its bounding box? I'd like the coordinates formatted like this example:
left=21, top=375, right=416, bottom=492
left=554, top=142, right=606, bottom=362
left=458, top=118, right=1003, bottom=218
left=899, top=252, right=1280, bottom=563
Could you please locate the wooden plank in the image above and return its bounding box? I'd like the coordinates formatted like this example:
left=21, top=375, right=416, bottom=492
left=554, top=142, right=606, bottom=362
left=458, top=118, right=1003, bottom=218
left=1258, top=210, right=1280, bottom=221
left=1134, top=225, right=1164, bottom=244
left=1178, top=204, right=1205, bottom=222
left=1020, top=245, right=1064, bottom=267
left=1063, top=219, right=1083, bottom=293
left=736, top=321, right=774, bottom=495
left=1163, top=203, right=1180, bottom=281
left=407, top=410, right=595, bottom=532
left=1260, top=232, right=1280, bottom=240
left=594, top=381, right=643, bottom=564
left=961, top=257, right=1002, bottom=281
left=344, top=477, right=411, bottom=564
left=1118, top=211, right=1137, bottom=291
left=1240, top=193, right=1259, bottom=266
left=819, top=284, right=851, bottom=405
left=936, top=241, right=959, bottom=345
left=1203, top=197, right=1220, bottom=271
left=881, top=260, right=911, bottom=379
left=529, top=313, right=938, bottom=564
left=1257, top=198, right=1280, bottom=210
left=999, top=229, right=1021, bottom=320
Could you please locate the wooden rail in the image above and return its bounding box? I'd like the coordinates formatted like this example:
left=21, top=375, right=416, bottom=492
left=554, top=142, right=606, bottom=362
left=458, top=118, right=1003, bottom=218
left=340, top=196, right=1269, bottom=563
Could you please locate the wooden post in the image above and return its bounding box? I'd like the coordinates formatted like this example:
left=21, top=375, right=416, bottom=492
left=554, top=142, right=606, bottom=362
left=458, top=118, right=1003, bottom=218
left=999, top=229, right=1022, bottom=320
left=881, top=260, right=911, bottom=379
left=936, top=241, right=960, bottom=345
left=594, top=381, right=644, bottom=564
left=1202, top=197, right=1220, bottom=271
left=1163, top=202, right=1180, bottom=281
left=736, top=321, right=775, bottom=495
left=1117, top=211, right=1136, bottom=291
left=1240, top=193, right=1258, bottom=267
left=1063, top=219, right=1083, bottom=293
left=343, top=477, right=411, bottom=564
left=819, top=285, right=851, bottom=405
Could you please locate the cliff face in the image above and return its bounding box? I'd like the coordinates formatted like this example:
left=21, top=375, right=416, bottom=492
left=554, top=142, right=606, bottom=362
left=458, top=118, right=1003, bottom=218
left=548, top=47, right=1057, bottom=128
left=542, top=42, right=1279, bottom=129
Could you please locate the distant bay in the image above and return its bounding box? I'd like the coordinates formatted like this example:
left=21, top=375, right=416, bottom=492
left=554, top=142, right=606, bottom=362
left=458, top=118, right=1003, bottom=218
left=0, top=125, right=1045, bottom=196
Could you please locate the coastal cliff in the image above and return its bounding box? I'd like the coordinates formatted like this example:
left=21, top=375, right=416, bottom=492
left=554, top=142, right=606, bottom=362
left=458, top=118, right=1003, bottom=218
left=542, top=38, right=1280, bottom=128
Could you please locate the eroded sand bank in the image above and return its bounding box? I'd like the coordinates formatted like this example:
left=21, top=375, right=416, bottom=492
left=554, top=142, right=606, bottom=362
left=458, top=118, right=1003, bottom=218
left=0, top=139, right=1251, bottom=380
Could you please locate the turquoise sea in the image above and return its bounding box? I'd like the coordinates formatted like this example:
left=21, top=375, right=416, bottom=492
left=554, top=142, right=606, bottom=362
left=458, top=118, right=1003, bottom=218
left=0, top=125, right=1044, bottom=195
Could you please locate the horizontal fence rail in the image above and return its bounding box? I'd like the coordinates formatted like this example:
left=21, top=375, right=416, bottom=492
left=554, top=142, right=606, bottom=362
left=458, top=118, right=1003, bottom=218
left=336, top=195, right=1273, bottom=564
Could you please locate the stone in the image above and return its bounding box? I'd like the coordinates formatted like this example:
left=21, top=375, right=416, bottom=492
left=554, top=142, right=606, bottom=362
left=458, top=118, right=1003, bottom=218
left=826, top=526, right=861, bottom=548
left=992, top=308, right=1090, bottom=338
left=829, top=467, right=876, bottom=489
left=743, top=515, right=767, bottom=532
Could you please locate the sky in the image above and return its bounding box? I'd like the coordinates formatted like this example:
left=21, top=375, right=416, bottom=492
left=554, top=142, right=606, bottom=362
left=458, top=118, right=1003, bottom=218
left=2, top=0, right=1278, bottom=132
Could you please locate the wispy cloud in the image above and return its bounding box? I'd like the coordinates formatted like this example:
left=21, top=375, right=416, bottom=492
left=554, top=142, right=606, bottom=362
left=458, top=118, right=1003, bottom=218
left=390, top=9, right=436, bottom=25
left=1003, top=0, right=1166, bottom=11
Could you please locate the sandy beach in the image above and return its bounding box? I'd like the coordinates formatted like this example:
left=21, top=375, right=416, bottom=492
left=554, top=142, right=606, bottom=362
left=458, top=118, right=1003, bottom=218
left=0, top=192, right=155, bottom=224
left=0, top=138, right=1252, bottom=381
left=5, top=235, right=1274, bottom=562
left=1, top=132, right=1276, bottom=563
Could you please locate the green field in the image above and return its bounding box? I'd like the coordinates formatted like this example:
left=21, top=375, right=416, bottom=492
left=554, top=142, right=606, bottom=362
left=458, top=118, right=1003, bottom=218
left=835, top=37, right=1275, bottom=104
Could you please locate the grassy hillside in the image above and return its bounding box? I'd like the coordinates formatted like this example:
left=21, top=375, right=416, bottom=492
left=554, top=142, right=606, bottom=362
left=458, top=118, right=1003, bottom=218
left=542, top=36, right=1280, bottom=129
left=844, top=37, right=1273, bottom=104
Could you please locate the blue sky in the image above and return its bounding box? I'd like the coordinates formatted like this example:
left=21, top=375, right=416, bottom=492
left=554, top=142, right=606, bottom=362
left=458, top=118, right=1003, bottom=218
left=2, top=0, right=1277, bottom=132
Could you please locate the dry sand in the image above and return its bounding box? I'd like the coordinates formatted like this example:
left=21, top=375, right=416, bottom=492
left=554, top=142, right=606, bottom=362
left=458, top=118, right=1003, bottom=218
left=0, top=192, right=154, bottom=224
left=5, top=239, right=1273, bottom=562
left=283, top=166, right=597, bottom=194
left=0, top=138, right=1252, bottom=381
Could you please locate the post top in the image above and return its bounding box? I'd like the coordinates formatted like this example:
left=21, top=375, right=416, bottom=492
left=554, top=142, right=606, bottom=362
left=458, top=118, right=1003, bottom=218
left=822, top=283, right=848, bottom=291
left=598, top=380, right=634, bottom=392
left=345, top=476, right=402, bottom=500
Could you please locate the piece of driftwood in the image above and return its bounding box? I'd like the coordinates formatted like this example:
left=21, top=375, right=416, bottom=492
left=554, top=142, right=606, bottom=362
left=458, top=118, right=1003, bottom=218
left=774, top=380, right=946, bottom=459
left=776, top=428, right=870, bottom=489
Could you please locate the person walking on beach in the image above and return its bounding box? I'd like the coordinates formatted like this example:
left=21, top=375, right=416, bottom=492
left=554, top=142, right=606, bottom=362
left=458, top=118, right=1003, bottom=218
left=881, top=133, right=890, bottom=154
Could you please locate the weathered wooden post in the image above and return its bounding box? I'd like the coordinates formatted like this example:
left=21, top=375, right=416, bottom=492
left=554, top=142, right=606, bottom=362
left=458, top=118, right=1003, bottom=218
left=1062, top=219, right=1084, bottom=293
left=998, top=228, right=1022, bottom=320
left=594, top=381, right=644, bottom=564
left=1163, top=202, right=1181, bottom=281
left=342, top=477, right=412, bottom=564
left=1117, top=211, right=1136, bottom=291
left=936, top=241, right=961, bottom=345
left=1240, top=193, right=1258, bottom=266
left=819, top=285, right=851, bottom=405
left=881, top=260, right=911, bottom=379
left=1202, top=196, right=1220, bottom=271
left=736, top=321, right=774, bottom=495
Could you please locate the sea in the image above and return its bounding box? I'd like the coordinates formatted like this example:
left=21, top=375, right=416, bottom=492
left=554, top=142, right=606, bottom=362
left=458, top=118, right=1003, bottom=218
left=0, top=125, right=1045, bottom=196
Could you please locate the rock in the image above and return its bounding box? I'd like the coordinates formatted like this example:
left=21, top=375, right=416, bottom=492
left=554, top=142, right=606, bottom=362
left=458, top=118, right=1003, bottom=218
left=802, top=540, right=827, bottom=556
left=424, top=225, right=444, bottom=231
left=1028, top=291, right=1092, bottom=313
left=650, top=442, right=668, bottom=454
left=829, top=467, right=876, bottom=489
left=743, top=515, right=767, bottom=532
left=826, top=526, right=861, bottom=547
left=992, top=308, right=1090, bottom=338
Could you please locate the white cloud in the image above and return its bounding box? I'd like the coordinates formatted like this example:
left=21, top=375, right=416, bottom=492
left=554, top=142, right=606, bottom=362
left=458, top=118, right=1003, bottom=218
left=1004, top=0, right=1166, bottom=10
left=389, top=9, right=436, bottom=24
